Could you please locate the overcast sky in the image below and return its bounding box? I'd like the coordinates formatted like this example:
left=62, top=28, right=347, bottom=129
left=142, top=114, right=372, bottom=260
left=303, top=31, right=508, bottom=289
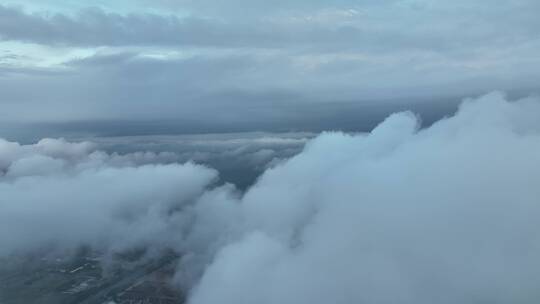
left=1, top=0, right=539, bottom=137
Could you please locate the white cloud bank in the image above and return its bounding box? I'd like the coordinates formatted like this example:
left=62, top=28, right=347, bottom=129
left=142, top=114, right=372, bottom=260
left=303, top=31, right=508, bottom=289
left=2, top=92, right=540, bottom=303
left=188, top=92, right=540, bottom=304
left=0, top=138, right=218, bottom=257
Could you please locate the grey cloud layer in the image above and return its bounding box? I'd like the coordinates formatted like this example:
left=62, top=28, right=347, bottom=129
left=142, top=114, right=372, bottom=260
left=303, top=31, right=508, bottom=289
left=0, top=6, right=221, bottom=47
left=1, top=2, right=539, bottom=50
left=0, top=5, right=383, bottom=49
left=1, top=1, right=539, bottom=129
left=0, top=49, right=516, bottom=128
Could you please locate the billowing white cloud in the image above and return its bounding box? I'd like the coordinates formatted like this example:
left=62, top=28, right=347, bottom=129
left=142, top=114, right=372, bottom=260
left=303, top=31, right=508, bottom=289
left=0, top=132, right=310, bottom=258
left=187, top=92, right=540, bottom=304
left=0, top=137, right=218, bottom=257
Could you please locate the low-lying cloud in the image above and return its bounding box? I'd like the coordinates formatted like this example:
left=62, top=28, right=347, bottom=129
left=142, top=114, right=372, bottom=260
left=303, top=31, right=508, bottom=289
left=188, top=92, right=540, bottom=303
left=0, top=138, right=219, bottom=257
left=187, top=92, right=540, bottom=303
left=2, top=92, right=540, bottom=303
left=0, top=132, right=310, bottom=258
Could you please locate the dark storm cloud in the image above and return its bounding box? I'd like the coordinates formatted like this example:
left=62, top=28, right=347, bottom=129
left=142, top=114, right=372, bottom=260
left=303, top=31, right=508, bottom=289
left=1, top=47, right=537, bottom=141
left=0, top=1, right=539, bottom=137
left=0, top=52, right=256, bottom=123
left=0, top=68, right=461, bottom=141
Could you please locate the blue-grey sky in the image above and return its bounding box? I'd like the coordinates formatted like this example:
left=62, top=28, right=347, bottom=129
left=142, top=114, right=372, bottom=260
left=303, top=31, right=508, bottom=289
left=1, top=0, right=539, bottom=136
